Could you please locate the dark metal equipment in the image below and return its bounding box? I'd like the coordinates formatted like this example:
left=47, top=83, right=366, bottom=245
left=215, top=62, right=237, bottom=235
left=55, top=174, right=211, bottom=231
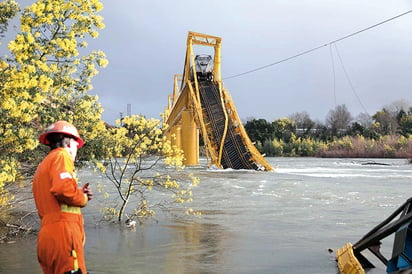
left=336, top=197, right=412, bottom=273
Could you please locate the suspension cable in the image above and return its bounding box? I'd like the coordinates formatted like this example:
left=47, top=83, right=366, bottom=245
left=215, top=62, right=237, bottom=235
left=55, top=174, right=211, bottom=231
left=224, top=10, right=412, bottom=80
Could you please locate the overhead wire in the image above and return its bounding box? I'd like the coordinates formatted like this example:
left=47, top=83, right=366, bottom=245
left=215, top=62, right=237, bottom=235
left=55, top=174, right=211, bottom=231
left=332, top=43, right=370, bottom=115
left=329, top=44, right=337, bottom=107
left=223, top=9, right=412, bottom=80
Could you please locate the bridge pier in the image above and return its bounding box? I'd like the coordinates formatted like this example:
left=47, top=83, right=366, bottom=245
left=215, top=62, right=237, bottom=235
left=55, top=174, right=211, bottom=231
left=181, top=110, right=199, bottom=166
left=170, top=124, right=181, bottom=149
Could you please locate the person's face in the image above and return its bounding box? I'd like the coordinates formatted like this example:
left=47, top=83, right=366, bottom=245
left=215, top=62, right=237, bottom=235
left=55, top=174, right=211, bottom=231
left=66, top=138, right=79, bottom=161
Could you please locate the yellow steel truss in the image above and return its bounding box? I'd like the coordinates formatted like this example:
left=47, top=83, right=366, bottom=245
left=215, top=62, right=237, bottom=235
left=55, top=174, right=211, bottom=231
left=164, top=31, right=272, bottom=171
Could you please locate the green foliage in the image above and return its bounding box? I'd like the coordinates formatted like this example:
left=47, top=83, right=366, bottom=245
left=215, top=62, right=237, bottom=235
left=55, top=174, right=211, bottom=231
left=264, top=134, right=412, bottom=158
left=372, top=109, right=398, bottom=136
left=262, top=139, right=276, bottom=156
left=272, top=117, right=296, bottom=142
left=398, top=113, right=412, bottom=137
left=250, top=121, right=412, bottom=158
left=271, top=139, right=284, bottom=156
left=244, top=119, right=274, bottom=147
left=289, top=136, right=325, bottom=157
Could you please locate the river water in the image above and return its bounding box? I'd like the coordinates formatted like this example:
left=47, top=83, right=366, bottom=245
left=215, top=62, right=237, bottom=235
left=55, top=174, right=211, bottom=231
left=1, top=157, right=411, bottom=274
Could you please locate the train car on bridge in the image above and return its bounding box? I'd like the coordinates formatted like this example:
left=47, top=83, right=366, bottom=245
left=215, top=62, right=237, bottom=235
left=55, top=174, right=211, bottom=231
left=192, top=54, right=213, bottom=81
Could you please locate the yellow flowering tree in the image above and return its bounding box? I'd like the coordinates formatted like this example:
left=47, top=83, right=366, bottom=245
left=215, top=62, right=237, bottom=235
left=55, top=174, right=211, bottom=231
left=97, top=115, right=199, bottom=223
left=0, top=0, right=21, bottom=209
left=0, top=0, right=107, bottom=210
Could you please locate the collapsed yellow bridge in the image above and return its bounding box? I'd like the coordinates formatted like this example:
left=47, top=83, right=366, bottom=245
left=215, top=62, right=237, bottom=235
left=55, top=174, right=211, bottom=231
left=163, top=31, right=272, bottom=171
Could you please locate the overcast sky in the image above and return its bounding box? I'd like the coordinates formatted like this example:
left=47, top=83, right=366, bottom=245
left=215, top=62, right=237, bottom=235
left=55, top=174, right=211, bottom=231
left=12, top=1, right=412, bottom=124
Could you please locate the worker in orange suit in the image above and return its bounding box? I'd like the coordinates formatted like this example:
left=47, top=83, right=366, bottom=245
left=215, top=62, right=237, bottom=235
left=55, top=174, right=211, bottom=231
left=32, top=120, right=93, bottom=274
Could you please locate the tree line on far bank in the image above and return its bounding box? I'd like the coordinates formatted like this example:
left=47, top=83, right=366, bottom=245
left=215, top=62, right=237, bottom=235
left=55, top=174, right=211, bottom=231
left=243, top=102, right=412, bottom=158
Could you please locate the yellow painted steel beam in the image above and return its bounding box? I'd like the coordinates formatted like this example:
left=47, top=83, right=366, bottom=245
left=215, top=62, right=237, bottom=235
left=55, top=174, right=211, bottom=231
left=216, top=83, right=229, bottom=168
left=164, top=88, right=188, bottom=132
left=173, top=75, right=182, bottom=103
left=174, top=125, right=182, bottom=151
left=213, top=40, right=222, bottom=83
left=186, top=31, right=222, bottom=84
left=336, top=243, right=365, bottom=274
left=187, top=31, right=222, bottom=47
left=164, top=74, right=184, bottom=128
left=181, top=110, right=199, bottom=165
left=220, top=86, right=273, bottom=171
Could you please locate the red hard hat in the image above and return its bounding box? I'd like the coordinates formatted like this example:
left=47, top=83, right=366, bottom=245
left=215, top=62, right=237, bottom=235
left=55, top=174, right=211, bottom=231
left=39, top=120, right=84, bottom=148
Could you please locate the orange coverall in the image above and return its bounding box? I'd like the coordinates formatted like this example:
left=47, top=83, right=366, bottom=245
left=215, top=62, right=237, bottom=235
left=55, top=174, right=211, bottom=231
left=32, top=147, right=88, bottom=274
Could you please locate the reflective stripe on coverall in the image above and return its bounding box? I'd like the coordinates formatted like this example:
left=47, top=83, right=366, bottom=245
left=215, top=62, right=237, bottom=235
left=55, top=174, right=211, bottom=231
left=32, top=147, right=88, bottom=274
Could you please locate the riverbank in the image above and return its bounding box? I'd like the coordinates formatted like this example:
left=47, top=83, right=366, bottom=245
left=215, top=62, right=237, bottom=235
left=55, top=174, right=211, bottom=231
left=0, top=182, right=39, bottom=243
left=263, top=135, right=412, bottom=158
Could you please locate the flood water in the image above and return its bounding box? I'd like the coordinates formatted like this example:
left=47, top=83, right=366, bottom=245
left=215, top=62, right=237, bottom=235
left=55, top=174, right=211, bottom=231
left=1, top=157, right=411, bottom=274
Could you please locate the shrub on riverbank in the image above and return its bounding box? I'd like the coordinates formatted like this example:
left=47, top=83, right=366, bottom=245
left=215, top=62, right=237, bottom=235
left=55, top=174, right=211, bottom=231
left=319, top=135, right=412, bottom=158
left=265, top=135, right=326, bottom=157
left=261, top=134, right=412, bottom=158
left=95, top=115, right=200, bottom=223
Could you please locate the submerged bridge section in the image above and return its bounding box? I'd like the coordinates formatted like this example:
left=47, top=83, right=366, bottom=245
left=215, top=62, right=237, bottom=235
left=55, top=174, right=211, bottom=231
left=163, top=32, right=272, bottom=171
left=198, top=81, right=258, bottom=170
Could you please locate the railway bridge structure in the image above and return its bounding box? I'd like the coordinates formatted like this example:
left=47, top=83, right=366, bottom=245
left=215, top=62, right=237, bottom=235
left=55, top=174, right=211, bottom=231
left=163, top=32, right=272, bottom=171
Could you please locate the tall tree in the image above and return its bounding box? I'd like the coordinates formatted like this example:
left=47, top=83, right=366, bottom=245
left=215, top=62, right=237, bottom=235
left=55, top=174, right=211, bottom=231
left=356, top=112, right=373, bottom=129
left=272, top=117, right=296, bottom=142
left=325, top=104, right=353, bottom=137
left=0, top=0, right=107, bottom=208
left=289, top=111, right=315, bottom=137
left=372, top=109, right=397, bottom=136
left=384, top=99, right=410, bottom=116
left=398, top=113, right=412, bottom=137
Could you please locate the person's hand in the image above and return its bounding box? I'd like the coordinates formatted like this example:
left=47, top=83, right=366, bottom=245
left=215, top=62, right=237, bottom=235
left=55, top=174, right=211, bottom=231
left=82, top=183, right=93, bottom=201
